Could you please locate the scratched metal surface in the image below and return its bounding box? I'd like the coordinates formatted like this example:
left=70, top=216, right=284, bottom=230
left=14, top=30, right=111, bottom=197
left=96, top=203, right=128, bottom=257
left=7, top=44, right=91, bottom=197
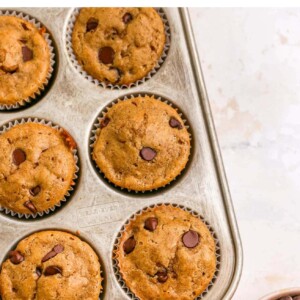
left=0, top=8, right=242, bottom=300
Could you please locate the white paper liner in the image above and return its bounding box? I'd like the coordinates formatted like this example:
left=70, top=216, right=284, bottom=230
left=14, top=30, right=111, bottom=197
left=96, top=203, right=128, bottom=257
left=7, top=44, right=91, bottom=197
left=0, top=10, right=56, bottom=111
left=112, top=203, right=221, bottom=300
left=66, top=8, right=171, bottom=89
left=89, top=93, right=192, bottom=193
left=0, top=117, right=80, bottom=219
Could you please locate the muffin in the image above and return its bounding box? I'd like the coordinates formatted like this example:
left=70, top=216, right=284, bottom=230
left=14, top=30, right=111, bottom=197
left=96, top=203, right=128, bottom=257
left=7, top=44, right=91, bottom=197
left=0, top=122, right=77, bottom=215
left=0, top=15, right=51, bottom=106
left=92, top=95, right=191, bottom=191
left=72, top=8, right=165, bottom=85
left=0, top=230, right=102, bottom=300
left=115, top=205, right=217, bottom=300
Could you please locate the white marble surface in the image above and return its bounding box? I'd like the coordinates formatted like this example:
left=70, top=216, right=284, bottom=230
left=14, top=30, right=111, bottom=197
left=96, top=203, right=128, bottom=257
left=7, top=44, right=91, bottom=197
left=189, top=8, right=300, bottom=300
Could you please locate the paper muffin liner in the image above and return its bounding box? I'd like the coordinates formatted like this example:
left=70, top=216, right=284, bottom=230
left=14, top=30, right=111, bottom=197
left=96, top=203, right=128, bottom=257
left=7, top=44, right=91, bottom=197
left=112, top=203, right=221, bottom=300
left=89, top=93, right=192, bottom=194
left=0, top=117, right=80, bottom=219
left=0, top=10, right=56, bottom=111
left=66, top=8, right=171, bottom=89
left=1, top=228, right=105, bottom=300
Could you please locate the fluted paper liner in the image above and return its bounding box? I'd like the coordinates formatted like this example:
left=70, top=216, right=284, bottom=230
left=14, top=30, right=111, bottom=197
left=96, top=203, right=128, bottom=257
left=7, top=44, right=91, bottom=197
left=66, top=8, right=171, bottom=89
left=89, top=93, right=192, bottom=193
left=0, top=118, right=80, bottom=219
left=112, top=203, right=221, bottom=300
left=0, top=10, right=56, bottom=111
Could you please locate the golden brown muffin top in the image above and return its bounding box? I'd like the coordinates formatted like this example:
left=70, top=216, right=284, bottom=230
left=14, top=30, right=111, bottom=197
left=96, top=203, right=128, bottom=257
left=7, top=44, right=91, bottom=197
left=116, top=205, right=216, bottom=300
left=0, top=230, right=102, bottom=300
left=0, top=122, right=77, bottom=215
left=72, top=8, right=165, bottom=85
left=92, top=96, right=190, bottom=191
left=0, top=16, right=51, bottom=105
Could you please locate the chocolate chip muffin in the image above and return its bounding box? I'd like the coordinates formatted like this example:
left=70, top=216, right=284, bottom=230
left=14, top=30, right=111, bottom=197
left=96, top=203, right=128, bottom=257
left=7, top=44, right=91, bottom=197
left=92, top=95, right=190, bottom=191
left=115, top=205, right=216, bottom=300
left=0, top=122, right=77, bottom=215
left=72, top=8, right=166, bottom=85
left=0, top=15, right=51, bottom=106
left=0, top=230, right=102, bottom=299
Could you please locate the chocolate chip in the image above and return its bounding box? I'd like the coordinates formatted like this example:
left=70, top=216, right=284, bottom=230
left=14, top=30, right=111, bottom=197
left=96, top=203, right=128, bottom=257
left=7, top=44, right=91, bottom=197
left=41, top=244, right=64, bottom=262
left=123, top=237, right=136, bottom=254
left=156, top=270, right=168, bottom=283
left=30, top=185, right=41, bottom=196
left=42, top=250, right=56, bottom=262
left=169, top=117, right=183, bottom=129
left=44, top=266, right=62, bottom=276
left=24, top=200, right=37, bottom=213
left=98, top=47, right=115, bottom=64
left=86, top=17, right=98, bottom=32
left=53, top=244, right=64, bottom=253
left=100, top=117, right=110, bottom=128
left=21, top=23, right=29, bottom=30
left=9, top=251, right=24, bottom=264
left=36, top=266, right=42, bottom=277
left=182, top=230, right=200, bottom=248
left=12, top=149, right=26, bottom=166
left=22, top=46, right=33, bottom=62
left=123, top=12, right=133, bottom=24
left=140, top=147, right=157, bottom=161
left=144, top=217, right=158, bottom=231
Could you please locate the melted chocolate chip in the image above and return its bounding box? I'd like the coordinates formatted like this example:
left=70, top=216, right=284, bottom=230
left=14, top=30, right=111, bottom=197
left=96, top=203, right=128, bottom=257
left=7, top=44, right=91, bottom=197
left=24, top=200, right=37, bottom=213
left=182, top=230, right=200, bottom=248
left=156, top=270, right=168, bottom=283
left=123, top=12, right=133, bottom=24
left=22, top=46, right=33, bottom=62
left=98, top=47, right=115, bottom=64
left=53, top=244, right=64, bottom=253
left=44, top=266, right=62, bottom=276
left=123, top=237, right=136, bottom=254
left=36, top=266, right=42, bottom=277
left=30, top=185, right=41, bottom=196
left=144, top=217, right=158, bottom=231
left=42, top=250, right=56, bottom=262
left=100, top=117, right=110, bottom=128
left=86, top=18, right=99, bottom=32
left=12, top=149, right=26, bottom=166
left=41, top=244, right=64, bottom=262
left=21, top=23, right=29, bottom=31
left=140, top=147, right=157, bottom=161
left=9, top=251, right=24, bottom=264
left=169, top=117, right=183, bottom=129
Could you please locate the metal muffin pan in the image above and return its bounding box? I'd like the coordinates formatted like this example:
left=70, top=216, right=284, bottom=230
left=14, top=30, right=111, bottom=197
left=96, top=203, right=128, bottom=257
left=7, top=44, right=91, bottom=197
left=0, top=8, right=242, bottom=300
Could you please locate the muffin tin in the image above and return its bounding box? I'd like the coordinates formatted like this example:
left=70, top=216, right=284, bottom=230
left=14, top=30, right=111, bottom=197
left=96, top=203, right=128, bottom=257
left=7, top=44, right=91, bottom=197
left=0, top=8, right=242, bottom=300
